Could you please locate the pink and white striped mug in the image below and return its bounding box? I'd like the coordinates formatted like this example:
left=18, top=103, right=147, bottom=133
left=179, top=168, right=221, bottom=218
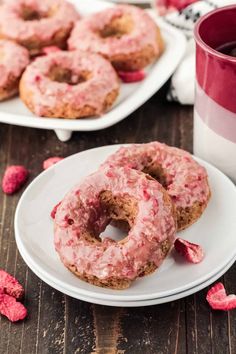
left=194, top=5, right=236, bottom=182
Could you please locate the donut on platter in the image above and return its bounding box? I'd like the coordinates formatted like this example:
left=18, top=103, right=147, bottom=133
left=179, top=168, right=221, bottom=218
left=68, top=5, right=164, bottom=71
left=19, top=50, right=119, bottom=118
left=0, top=39, right=29, bottom=101
left=0, top=0, right=79, bottom=55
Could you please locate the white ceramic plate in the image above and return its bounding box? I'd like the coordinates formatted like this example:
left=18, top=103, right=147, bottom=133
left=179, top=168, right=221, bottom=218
left=0, top=0, right=186, bottom=141
left=17, top=240, right=236, bottom=306
left=15, top=145, right=236, bottom=302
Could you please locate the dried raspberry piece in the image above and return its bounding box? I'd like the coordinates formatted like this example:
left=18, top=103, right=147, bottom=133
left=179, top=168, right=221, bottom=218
left=43, top=157, right=64, bottom=170
left=206, top=283, right=236, bottom=311
left=154, top=0, right=176, bottom=15
left=118, top=70, right=145, bottom=83
left=34, top=75, right=42, bottom=82
left=169, top=0, right=197, bottom=10
left=0, top=293, right=27, bottom=322
left=174, top=238, right=204, bottom=263
left=42, top=46, right=61, bottom=55
left=0, top=269, right=24, bottom=299
left=2, top=165, right=29, bottom=195
left=155, top=0, right=197, bottom=14
left=51, top=201, right=61, bottom=219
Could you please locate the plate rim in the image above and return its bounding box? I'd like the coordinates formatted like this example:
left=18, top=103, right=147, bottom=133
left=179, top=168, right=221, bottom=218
left=16, top=235, right=236, bottom=307
left=14, top=144, right=236, bottom=301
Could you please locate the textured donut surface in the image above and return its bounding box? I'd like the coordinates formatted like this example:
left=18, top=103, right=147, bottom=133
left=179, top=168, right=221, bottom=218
left=0, top=0, right=79, bottom=55
left=102, top=142, right=211, bottom=230
left=20, top=50, right=119, bottom=118
left=0, top=39, right=29, bottom=101
left=54, top=166, right=176, bottom=289
left=68, top=5, right=164, bottom=71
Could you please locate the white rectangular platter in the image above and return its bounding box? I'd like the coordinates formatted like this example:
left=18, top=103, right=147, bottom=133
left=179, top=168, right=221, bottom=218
left=0, top=0, right=186, bottom=141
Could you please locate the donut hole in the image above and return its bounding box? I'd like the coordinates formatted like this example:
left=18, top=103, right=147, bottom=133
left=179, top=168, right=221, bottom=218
left=100, top=222, right=128, bottom=242
left=99, top=15, right=134, bottom=39
left=21, top=6, right=49, bottom=21
left=48, top=66, right=91, bottom=85
left=98, top=191, right=138, bottom=242
left=143, top=164, right=168, bottom=188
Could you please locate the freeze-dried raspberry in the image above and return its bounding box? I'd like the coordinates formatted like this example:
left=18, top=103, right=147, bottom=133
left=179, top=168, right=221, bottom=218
left=206, top=283, right=236, bottom=311
left=174, top=238, right=204, bottom=263
left=154, top=0, right=197, bottom=15
left=43, top=157, right=64, bottom=170
left=0, top=269, right=24, bottom=299
left=169, top=0, right=197, bottom=10
left=0, top=293, right=27, bottom=322
left=2, top=165, right=29, bottom=195
left=42, top=46, right=61, bottom=55
left=51, top=201, right=61, bottom=219
left=118, top=70, right=145, bottom=83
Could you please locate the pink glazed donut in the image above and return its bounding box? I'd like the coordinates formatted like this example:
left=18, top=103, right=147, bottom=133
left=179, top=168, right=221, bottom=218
left=0, top=39, right=29, bottom=101
left=68, top=5, right=164, bottom=71
left=54, top=166, right=176, bottom=289
left=0, top=0, right=79, bottom=55
left=19, top=50, right=119, bottom=118
left=102, top=142, right=211, bottom=231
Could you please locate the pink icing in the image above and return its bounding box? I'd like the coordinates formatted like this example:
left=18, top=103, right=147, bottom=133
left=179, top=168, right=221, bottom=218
left=54, top=166, right=176, bottom=280
left=102, top=142, right=210, bottom=209
left=0, top=39, right=29, bottom=87
left=0, top=0, right=79, bottom=43
left=68, top=5, right=160, bottom=57
left=21, top=50, right=119, bottom=116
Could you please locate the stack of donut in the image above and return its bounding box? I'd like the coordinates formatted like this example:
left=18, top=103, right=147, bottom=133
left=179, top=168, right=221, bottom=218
left=0, top=0, right=164, bottom=118
left=54, top=142, right=211, bottom=289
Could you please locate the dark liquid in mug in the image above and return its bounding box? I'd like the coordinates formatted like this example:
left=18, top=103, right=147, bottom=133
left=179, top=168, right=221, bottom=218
left=216, top=41, right=236, bottom=57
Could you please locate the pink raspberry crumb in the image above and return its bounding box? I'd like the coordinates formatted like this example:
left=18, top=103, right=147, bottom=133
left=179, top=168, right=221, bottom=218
left=35, top=75, right=41, bottom=82
left=0, top=269, right=24, bottom=299
left=118, top=70, right=145, bottom=83
left=51, top=201, right=61, bottom=219
left=155, top=0, right=197, bottom=15
left=174, top=238, right=204, bottom=263
left=43, top=157, right=64, bottom=170
left=0, top=293, right=27, bottom=322
left=143, top=189, right=150, bottom=201
left=169, top=0, right=197, bottom=10
left=206, top=283, right=236, bottom=311
left=2, top=165, right=29, bottom=195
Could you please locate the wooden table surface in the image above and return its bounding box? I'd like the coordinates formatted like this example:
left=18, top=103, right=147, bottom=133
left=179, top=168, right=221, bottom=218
left=0, top=85, right=235, bottom=354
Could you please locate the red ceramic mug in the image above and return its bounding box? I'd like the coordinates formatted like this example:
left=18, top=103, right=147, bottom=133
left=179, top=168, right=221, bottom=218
left=194, top=5, right=236, bottom=182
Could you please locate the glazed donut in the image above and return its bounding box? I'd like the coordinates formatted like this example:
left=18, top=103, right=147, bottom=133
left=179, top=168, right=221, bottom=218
left=0, top=39, right=29, bottom=101
left=54, top=166, right=176, bottom=289
left=19, top=50, right=119, bottom=119
left=102, top=142, right=211, bottom=231
left=68, top=5, right=164, bottom=71
left=0, top=0, right=79, bottom=55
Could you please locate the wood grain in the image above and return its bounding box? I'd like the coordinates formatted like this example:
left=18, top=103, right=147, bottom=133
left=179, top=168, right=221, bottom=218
left=0, top=86, right=235, bottom=354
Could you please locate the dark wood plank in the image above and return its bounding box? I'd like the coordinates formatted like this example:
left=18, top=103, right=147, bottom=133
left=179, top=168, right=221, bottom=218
left=92, top=305, right=122, bottom=354
left=117, top=301, right=187, bottom=354
left=225, top=265, right=236, bottom=354
left=66, top=298, right=95, bottom=354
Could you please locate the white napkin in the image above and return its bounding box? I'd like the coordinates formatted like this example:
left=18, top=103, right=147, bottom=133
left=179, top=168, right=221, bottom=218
left=162, top=0, right=235, bottom=105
